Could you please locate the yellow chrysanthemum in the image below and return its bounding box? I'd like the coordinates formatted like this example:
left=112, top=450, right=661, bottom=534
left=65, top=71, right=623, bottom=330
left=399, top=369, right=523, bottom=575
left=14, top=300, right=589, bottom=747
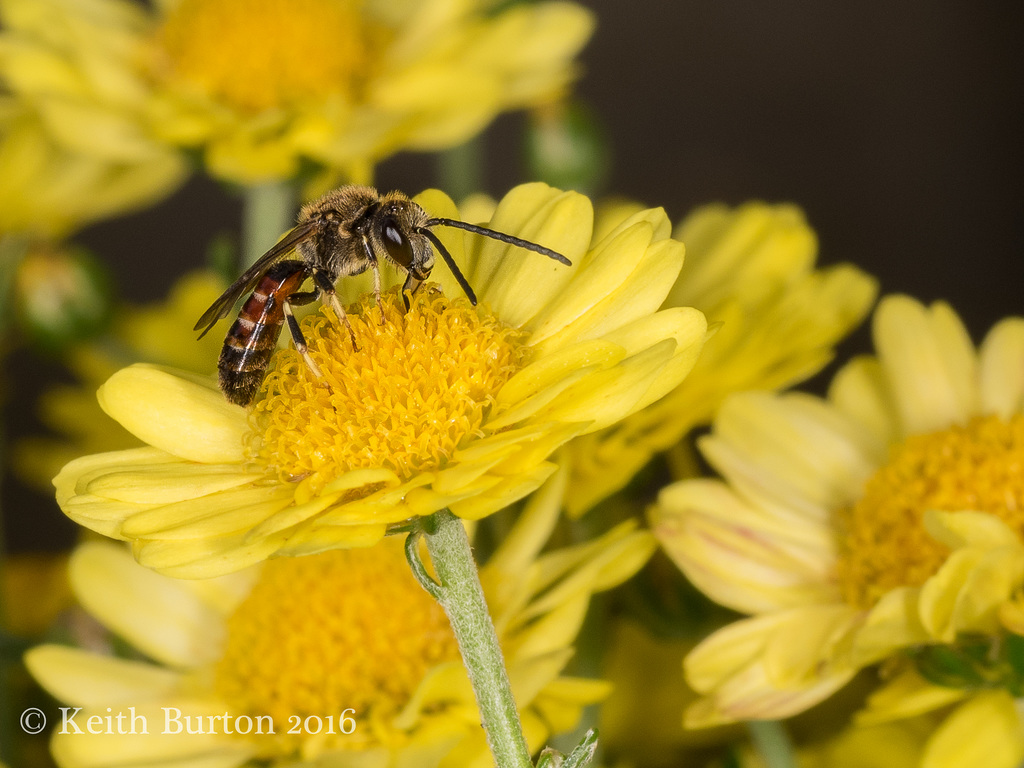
left=565, top=201, right=877, bottom=515
left=53, top=183, right=707, bottom=577
left=15, top=270, right=226, bottom=490
left=28, top=468, right=654, bottom=767
left=0, top=0, right=594, bottom=185
left=0, top=98, right=184, bottom=239
left=650, top=295, right=1024, bottom=727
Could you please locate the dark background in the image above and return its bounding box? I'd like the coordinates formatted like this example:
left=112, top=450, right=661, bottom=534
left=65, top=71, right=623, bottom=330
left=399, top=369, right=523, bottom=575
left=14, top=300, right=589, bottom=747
left=5, top=0, right=1023, bottom=550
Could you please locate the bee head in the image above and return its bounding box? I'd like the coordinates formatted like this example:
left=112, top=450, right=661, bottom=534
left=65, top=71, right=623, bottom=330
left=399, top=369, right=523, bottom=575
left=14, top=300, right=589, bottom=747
left=377, top=201, right=434, bottom=281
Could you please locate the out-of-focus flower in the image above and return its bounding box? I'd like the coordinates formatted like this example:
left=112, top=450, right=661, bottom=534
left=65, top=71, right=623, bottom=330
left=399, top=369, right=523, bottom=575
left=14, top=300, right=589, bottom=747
left=14, top=270, right=225, bottom=490
left=525, top=99, right=609, bottom=196
left=28, top=469, right=654, bottom=767
left=735, top=676, right=1024, bottom=768
left=0, top=0, right=594, bottom=186
left=650, top=295, right=1024, bottom=726
left=0, top=97, right=185, bottom=240
left=1, top=552, right=72, bottom=636
left=53, top=183, right=707, bottom=577
left=853, top=669, right=1024, bottom=768
left=598, top=619, right=741, bottom=767
left=566, top=201, right=876, bottom=515
left=12, top=243, right=113, bottom=352
left=734, top=715, right=934, bottom=768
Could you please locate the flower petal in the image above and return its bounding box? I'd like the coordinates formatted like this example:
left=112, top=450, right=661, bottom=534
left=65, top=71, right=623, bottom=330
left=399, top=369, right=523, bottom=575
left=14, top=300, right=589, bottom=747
left=98, top=364, right=247, bottom=463
left=978, top=317, right=1024, bottom=419
left=874, top=297, right=977, bottom=436
left=25, top=645, right=181, bottom=706
left=69, top=542, right=225, bottom=667
left=921, top=692, right=1024, bottom=768
left=652, top=479, right=837, bottom=614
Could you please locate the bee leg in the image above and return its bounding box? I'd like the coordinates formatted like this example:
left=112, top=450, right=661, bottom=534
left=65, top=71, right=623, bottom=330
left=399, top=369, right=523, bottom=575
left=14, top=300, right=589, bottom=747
left=357, top=234, right=385, bottom=324
left=371, top=261, right=385, bottom=325
left=312, top=270, right=358, bottom=350
left=283, top=300, right=324, bottom=379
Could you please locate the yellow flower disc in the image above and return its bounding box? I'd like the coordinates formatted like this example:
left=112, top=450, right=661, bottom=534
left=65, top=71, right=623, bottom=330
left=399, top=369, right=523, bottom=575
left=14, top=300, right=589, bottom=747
left=158, top=0, right=368, bottom=112
left=250, top=288, right=527, bottom=489
left=838, top=414, right=1024, bottom=609
left=216, top=539, right=459, bottom=754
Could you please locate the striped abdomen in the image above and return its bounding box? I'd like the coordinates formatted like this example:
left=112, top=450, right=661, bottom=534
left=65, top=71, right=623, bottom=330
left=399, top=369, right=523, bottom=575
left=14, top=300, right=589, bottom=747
left=219, top=260, right=308, bottom=406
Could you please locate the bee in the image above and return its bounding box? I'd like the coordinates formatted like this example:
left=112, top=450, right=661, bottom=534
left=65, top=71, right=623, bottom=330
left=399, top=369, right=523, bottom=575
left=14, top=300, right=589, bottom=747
left=195, top=185, right=571, bottom=406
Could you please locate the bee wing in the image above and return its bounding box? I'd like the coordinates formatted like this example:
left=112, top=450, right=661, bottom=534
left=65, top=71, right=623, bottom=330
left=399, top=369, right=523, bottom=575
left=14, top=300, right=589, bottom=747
left=194, top=221, right=317, bottom=338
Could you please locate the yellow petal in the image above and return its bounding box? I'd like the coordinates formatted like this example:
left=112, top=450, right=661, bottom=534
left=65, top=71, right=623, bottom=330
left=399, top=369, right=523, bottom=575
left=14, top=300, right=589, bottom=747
left=538, top=339, right=676, bottom=431
left=857, top=668, right=967, bottom=725
left=924, top=509, right=1019, bottom=549
left=50, top=699, right=252, bottom=768
left=479, top=190, right=593, bottom=328
left=979, top=318, right=1024, bottom=418
left=25, top=645, right=180, bottom=706
left=82, top=464, right=257, bottom=505
left=121, top=484, right=294, bottom=539
left=69, top=542, right=224, bottom=668
left=921, top=692, right=1024, bottom=768
left=652, top=479, right=837, bottom=614
left=853, top=587, right=929, bottom=666
left=132, top=529, right=293, bottom=579
left=98, top=365, right=247, bottom=464
left=874, top=296, right=976, bottom=436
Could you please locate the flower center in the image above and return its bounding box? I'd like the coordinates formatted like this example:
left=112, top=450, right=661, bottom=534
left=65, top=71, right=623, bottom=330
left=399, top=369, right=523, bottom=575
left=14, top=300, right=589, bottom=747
left=838, top=414, right=1024, bottom=609
left=215, top=539, right=459, bottom=755
left=249, top=288, right=526, bottom=490
left=157, top=0, right=368, bottom=112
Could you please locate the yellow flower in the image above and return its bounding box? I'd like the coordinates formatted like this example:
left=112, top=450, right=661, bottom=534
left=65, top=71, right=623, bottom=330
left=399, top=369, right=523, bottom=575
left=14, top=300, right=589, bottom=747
left=650, top=295, right=1024, bottom=726
left=565, top=201, right=876, bottom=515
left=15, top=270, right=226, bottom=490
left=0, top=98, right=185, bottom=239
left=54, top=183, right=707, bottom=577
left=0, top=0, right=594, bottom=185
left=853, top=670, right=1024, bottom=768
left=28, top=468, right=654, bottom=767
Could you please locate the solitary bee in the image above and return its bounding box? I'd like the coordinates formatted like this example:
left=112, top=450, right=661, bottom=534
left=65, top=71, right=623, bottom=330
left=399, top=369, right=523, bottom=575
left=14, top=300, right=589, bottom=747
left=195, top=185, right=571, bottom=406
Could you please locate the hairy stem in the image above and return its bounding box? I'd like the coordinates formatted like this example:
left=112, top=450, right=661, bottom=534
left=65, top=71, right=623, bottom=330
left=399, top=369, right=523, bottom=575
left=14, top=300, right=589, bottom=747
left=411, top=510, right=532, bottom=768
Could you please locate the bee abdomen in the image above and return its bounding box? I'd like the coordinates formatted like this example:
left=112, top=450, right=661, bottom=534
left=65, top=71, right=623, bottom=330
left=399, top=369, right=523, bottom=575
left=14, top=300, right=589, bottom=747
left=218, top=261, right=308, bottom=406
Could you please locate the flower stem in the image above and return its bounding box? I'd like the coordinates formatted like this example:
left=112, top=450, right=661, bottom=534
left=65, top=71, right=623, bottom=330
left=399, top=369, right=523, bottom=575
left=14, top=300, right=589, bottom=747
left=242, top=181, right=296, bottom=268
left=746, top=720, right=797, bottom=768
left=414, top=509, right=532, bottom=768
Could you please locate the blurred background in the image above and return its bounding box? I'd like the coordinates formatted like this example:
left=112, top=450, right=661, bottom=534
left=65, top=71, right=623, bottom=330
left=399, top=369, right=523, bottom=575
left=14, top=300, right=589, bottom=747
left=4, top=0, right=1023, bottom=550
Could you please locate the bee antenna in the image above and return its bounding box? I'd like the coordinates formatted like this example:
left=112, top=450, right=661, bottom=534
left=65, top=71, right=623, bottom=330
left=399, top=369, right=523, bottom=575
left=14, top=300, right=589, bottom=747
left=425, top=218, right=572, bottom=266
left=417, top=227, right=478, bottom=305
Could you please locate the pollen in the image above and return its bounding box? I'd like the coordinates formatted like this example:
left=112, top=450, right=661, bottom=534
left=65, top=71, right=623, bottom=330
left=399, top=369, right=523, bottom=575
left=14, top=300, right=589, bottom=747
left=837, top=414, right=1024, bottom=609
left=215, top=539, right=459, bottom=754
left=157, top=0, right=370, bottom=112
left=249, top=287, right=527, bottom=489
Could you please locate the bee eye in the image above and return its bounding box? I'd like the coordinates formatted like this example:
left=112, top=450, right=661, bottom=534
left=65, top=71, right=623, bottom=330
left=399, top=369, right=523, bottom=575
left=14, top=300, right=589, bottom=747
left=381, top=216, right=413, bottom=267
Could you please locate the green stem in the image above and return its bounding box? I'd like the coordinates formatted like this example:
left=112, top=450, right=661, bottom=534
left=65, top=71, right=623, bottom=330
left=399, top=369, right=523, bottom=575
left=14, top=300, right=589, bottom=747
left=746, top=720, right=797, bottom=768
left=242, top=181, right=296, bottom=268
left=414, top=510, right=532, bottom=768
